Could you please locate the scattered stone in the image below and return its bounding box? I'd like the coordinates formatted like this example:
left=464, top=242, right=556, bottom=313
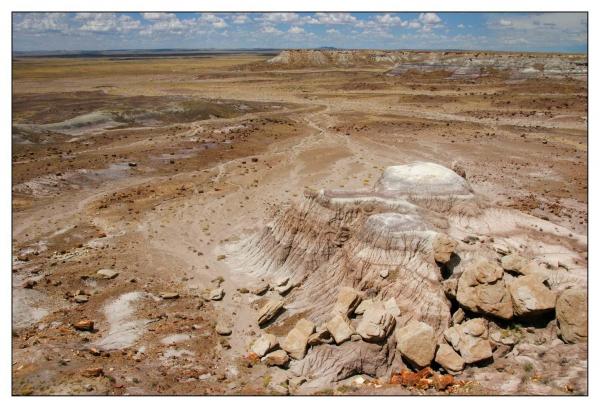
left=326, top=314, right=355, bottom=345
left=556, top=288, right=588, bottom=343
left=395, top=321, right=436, bottom=368
left=263, top=350, right=289, bottom=367
left=493, top=244, right=510, bottom=256
left=208, top=287, right=225, bottom=301
left=288, top=376, right=307, bottom=390
left=257, top=299, right=285, bottom=326
left=356, top=302, right=395, bottom=342
left=379, top=270, right=389, bottom=278
left=82, top=367, right=104, bottom=377
left=432, top=233, right=457, bottom=264
left=96, top=269, right=119, bottom=279
left=251, top=333, right=279, bottom=357
left=277, top=281, right=298, bottom=296
left=456, top=318, right=493, bottom=364
left=443, top=326, right=461, bottom=350
left=390, top=367, right=433, bottom=387
left=331, top=286, right=362, bottom=316
left=435, top=344, right=464, bottom=373
left=74, top=320, right=94, bottom=331
left=250, top=282, right=270, bottom=296
left=237, top=287, right=249, bottom=294
left=216, top=255, right=226, bottom=261
left=456, top=257, right=513, bottom=320
left=281, top=318, right=315, bottom=359
left=215, top=322, right=232, bottom=336
left=128, top=162, right=137, bottom=167
left=274, top=276, right=289, bottom=287
left=351, top=334, right=362, bottom=342
left=74, top=294, right=89, bottom=303
left=508, top=275, right=556, bottom=317
left=22, top=279, right=37, bottom=289
left=160, top=292, right=179, bottom=300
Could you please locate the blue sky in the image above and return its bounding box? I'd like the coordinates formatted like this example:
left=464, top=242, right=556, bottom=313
left=12, top=12, right=587, bottom=53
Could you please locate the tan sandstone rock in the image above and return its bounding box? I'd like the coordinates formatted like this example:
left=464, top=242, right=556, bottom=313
left=432, top=233, right=457, bottom=264
left=257, top=299, right=285, bottom=326
left=456, top=318, right=493, bottom=364
left=263, top=350, right=289, bottom=367
left=281, top=318, right=315, bottom=359
left=332, top=286, right=362, bottom=316
left=456, top=257, right=513, bottom=320
left=395, top=321, right=436, bottom=368
left=252, top=333, right=279, bottom=357
left=508, top=275, right=556, bottom=317
left=326, top=314, right=354, bottom=345
left=356, top=302, right=395, bottom=342
left=435, top=343, right=465, bottom=373
left=556, top=288, right=588, bottom=343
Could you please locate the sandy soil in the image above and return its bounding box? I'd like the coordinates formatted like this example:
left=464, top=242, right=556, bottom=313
left=12, top=53, right=587, bottom=395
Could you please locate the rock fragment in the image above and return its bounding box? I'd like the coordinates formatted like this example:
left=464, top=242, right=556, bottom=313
left=74, top=320, right=94, bottom=331
left=263, top=350, right=289, bottom=367
left=96, top=269, right=118, bottom=279
left=395, top=321, right=436, bottom=368
left=432, top=233, right=457, bottom=264
left=556, top=288, right=587, bottom=343
left=356, top=302, right=395, bottom=342
left=252, top=333, right=279, bottom=357
left=456, top=318, right=492, bottom=364
left=160, top=292, right=179, bottom=299
left=215, top=322, right=232, bottom=336
left=257, top=299, right=285, bottom=326
left=281, top=318, right=315, bottom=360
left=435, top=344, right=464, bottom=373
left=456, top=257, right=513, bottom=320
left=508, top=275, right=556, bottom=317
left=331, top=286, right=362, bottom=316
left=326, top=314, right=354, bottom=345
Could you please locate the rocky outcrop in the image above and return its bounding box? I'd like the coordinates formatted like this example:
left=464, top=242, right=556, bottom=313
left=556, top=288, right=587, bottom=343
left=508, top=275, right=556, bottom=317
left=456, top=257, right=513, bottom=320
left=453, top=318, right=493, bottom=364
left=326, top=314, right=354, bottom=345
left=395, top=321, right=437, bottom=368
left=331, top=287, right=362, bottom=317
left=432, top=233, right=457, bottom=264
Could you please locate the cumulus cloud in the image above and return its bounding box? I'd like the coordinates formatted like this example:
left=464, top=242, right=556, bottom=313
left=14, top=13, right=69, bottom=33
left=232, top=14, right=249, bottom=24
left=260, top=25, right=282, bottom=34
left=419, top=13, right=442, bottom=25
left=288, top=26, right=304, bottom=34
left=313, top=13, right=357, bottom=25
left=199, top=13, right=228, bottom=29
left=259, top=13, right=300, bottom=24
left=77, top=13, right=140, bottom=33
left=499, top=19, right=513, bottom=26
left=457, top=23, right=465, bottom=29
left=326, top=28, right=340, bottom=35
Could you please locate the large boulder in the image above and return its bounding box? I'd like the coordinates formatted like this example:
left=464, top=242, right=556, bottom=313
left=432, top=233, right=458, bottom=264
left=500, top=254, right=529, bottom=274
left=508, top=275, right=556, bottom=317
left=326, top=314, right=355, bottom=345
left=251, top=333, right=279, bottom=357
left=395, top=321, right=436, bottom=368
left=356, top=302, right=396, bottom=342
left=257, top=299, right=285, bottom=326
left=455, top=318, right=492, bottom=364
left=456, top=257, right=513, bottom=320
left=281, top=318, right=315, bottom=360
left=435, top=343, right=464, bottom=373
left=331, top=287, right=362, bottom=317
left=556, top=288, right=587, bottom=343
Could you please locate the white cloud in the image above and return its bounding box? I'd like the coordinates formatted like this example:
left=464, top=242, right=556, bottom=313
left=232, top=14, right=249, bottom=24
left=419, top=13, right=442, bottom=25
left=14, top=13, right=69, bottom=33
left=499, top=19, right=513, bottom=26
left=457, top=23, right=465, bottom=29
left=260, top=13, right=300, bottom=23
left=77, top=13, right=140, bottom=33
left=260, top=25, right=282, bottom=34
left=326, top=28, right=339, bottom=35
left=199, top=13, right=228, bottom=29
left=375, top=14, right=404, bottom=26
left=313, top=13, right=357, bottom=25
left=288, top=26, right=304, bottom=34
left=408, top=21, right=421, bottom=29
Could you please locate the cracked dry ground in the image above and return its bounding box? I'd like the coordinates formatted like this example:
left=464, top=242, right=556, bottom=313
left=12, top=53, right=587, bottom=395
